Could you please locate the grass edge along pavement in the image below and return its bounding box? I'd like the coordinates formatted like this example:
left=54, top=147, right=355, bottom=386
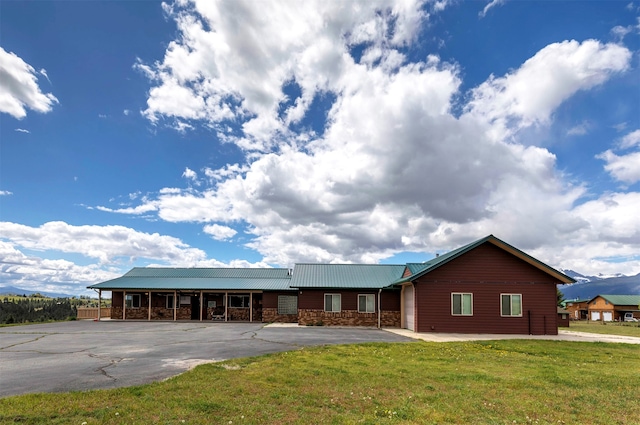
left=2, top=339, right=640, bottom=424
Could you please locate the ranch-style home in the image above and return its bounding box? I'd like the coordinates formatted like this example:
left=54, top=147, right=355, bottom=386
left=584, top=295, right=640, bottom=322
left=89, top=235, right=575, bottom=335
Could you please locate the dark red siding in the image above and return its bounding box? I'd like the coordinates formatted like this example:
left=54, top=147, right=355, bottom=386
left=298, top=289, right=399, bottom=311
left=262, top=291, right=297, bottom=309
left=414, top=243, right=559, bottom=335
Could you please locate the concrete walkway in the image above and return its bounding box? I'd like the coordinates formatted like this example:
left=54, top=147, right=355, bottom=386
left=383, top=328, right=640, bottom=344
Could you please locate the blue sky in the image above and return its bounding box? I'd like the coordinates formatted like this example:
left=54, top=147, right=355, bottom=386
left=1, top=0, right=639, bottom=296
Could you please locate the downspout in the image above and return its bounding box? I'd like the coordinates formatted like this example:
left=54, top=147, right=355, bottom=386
left=123, top=290, right=126, bottom=320
left=200, top=290, right=203, bottom=321
left=148, top=292, right=151, bottom=321
left=377, top=288, right=382, bottom=329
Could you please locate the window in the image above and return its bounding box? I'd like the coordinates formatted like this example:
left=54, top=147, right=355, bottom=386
left=324, top=294, right=341, bottom=312
left=452, top=293, right=472, bottom=316
left=125, top=294, right=141, bottom=309
left=166, top=294, right=175, bottom=309
left=358, top=294, right=375, bottom=313
left=228, top=295, right=250, bottom=308
left=277, top=295, right=298, bottom=315
left=501, top=294, right=522, bottom=317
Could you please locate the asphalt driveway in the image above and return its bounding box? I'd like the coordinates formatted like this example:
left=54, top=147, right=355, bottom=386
left=0, top=321, right=412, bottom=398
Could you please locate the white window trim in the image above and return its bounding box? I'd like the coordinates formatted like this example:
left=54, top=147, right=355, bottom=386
left=451, top=293, right=473, bottom=316
left=500, top=293, right=523, bottom=317
left=125, top=294, right=141, bottom=309
left=324, top=293, right=341, bottom=312
left=166, top=294, right=175, bottom=309
left=358, top=294, right=375, bottom=313
left=228, top=294, right=250, bottom=308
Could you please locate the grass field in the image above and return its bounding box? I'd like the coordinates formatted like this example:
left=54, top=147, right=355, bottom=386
left=1, top=340, right=639, bottom=424
left=562, top=321, right=640, bottom=337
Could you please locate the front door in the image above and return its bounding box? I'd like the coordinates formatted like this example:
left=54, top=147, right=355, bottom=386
left=191, top=296, right=200, bottom=320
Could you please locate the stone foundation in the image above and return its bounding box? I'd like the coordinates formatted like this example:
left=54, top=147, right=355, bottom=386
left=298, top=309, right=400, bottom=327
left=262, top=308, right=298, bottom=323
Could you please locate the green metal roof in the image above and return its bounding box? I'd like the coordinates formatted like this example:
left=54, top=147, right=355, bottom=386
left=290, top=264, right=406, bottom=289
left=122, top=267, right=291, bottom=279
left=394, top=234, right=575, bottom=285
left=591, top=295, right=640, bottom=306
left=88, top=267, right=293, bottom=291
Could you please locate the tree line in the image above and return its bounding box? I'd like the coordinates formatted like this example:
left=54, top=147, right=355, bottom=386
left=0, top=297, right=77, bottom=324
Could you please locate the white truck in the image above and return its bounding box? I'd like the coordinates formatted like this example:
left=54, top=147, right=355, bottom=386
left=623, top=312, right=639, bottom=322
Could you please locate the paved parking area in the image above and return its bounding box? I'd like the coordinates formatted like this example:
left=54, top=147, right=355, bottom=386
left=0, top=321, right=412, bottom=398
left=3, top=321, right=638, bottom=398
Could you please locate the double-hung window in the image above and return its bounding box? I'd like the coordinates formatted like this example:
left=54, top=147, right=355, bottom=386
left=501, top=294, right=522, bottom=317
left=324, top=294, right=341, bottom=312
left=451, top=293, right=473, bottom=316
left=358, top=294, right=375, bottom=313
left=125, top=294, right=141, bottom=309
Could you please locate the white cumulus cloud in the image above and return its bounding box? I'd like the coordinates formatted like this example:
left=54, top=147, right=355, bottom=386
left=106, top=1, right=640, bottom=276
left=0, top=47, right=58, bottom=119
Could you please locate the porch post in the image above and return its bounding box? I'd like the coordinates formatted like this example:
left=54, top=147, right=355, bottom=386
left=148, top=292, right=152, bottom=321
left=123, top=290, right=126, bottom=320
left=225, top=291, right=228, bottom=322
left=174, top=290, right=177, bottom=321
left=199, top=290, right=203, bottom=321
left=97, top=289, right=102, bottom=321
left=249, top=292, right=253, bottom=322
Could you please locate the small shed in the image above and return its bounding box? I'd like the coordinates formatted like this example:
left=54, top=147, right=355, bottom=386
left=557, top=307, right=570, bottom=327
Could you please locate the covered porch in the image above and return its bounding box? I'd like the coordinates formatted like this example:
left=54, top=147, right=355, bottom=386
left=106, top=290, right=263, bottom=322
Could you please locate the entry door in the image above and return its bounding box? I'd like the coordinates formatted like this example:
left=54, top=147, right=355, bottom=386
left=403, top=285, right=415, bottom=331
left=591, top=311, right=600, bottom=321
left=603, top=312, right=613, bottom=322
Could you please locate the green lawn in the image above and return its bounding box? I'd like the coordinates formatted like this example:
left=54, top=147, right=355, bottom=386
left=2, top=340, right=639, bottom=424
left=562, top=321, right=640, bottom=337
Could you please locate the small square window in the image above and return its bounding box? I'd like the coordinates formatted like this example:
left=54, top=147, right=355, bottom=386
left=452, top=293, right=473, bottom=316
left=324, top=294, right=341, bottom=312
left=125, top=294, right=141, bottom=309
left=277, top=295, right=298, bottom=315
left=501, top=294, right=522, bottom=317
left=358, top=294, right=375, bottom=313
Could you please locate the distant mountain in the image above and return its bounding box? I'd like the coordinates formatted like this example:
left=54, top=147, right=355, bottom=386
left=0, top=286, right=74, bottom=299
left=560, top=269, right=627, bottom=283
left=559, top=273, right=640, bottom=301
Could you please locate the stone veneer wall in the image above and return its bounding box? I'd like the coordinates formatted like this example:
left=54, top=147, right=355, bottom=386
left=262, top=308, right=298, bottom=323
left=111, top=307, right=191, bottom=320
left=298, top=309, right=400, bottom=327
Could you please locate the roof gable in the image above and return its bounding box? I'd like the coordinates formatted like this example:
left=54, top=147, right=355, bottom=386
left=395, top=235, right=575, bottom=284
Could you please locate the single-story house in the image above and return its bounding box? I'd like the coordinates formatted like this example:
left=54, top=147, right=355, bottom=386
left=586, top=295, right=640, bottom=322
left=88, top=235, right=575, bottom=335
left=565, top=299, right=590, bottom=320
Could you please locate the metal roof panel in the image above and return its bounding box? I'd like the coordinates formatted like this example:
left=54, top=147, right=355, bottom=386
left=89, top=276, right=293, bottom=291
left=290, top=264, right=405, bottom=288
